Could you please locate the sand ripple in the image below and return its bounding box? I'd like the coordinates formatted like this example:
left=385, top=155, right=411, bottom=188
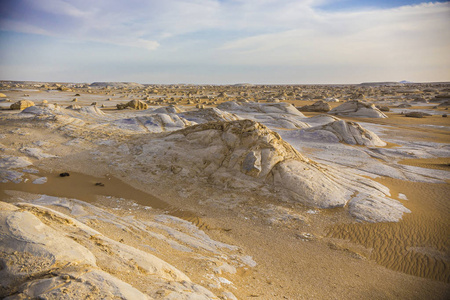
left=327, top=178, right=450, bottom=282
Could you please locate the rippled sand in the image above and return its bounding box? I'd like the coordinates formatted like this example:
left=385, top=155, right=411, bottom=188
left=327, top=176, right=450, bottom=282
left=399, top=157, right=450, bottom=171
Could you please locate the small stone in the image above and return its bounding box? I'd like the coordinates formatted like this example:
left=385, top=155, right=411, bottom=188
left=59, top=172, right=70, bottom=177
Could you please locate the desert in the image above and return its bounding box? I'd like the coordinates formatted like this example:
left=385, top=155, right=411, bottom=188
left=0, top=81, right=449, bottom=299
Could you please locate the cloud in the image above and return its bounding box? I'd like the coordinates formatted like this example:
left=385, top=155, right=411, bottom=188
left=0, top=0, right=334, bottom=50
left=218, top=2, right=450, bottom=68
left=0, top=0, right=448, bottom=82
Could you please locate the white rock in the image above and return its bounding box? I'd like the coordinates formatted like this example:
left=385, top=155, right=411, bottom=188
left=129, top=120, right=407, bottom=221
left=19, top=147, right=57, bottom=160
left=329, top=100, right=388, bottom=118
left=303, top=120, right=386, bottom=146
left=32, top=177, right=47, bottom=184
left=0, top=155, right=32, bottom=169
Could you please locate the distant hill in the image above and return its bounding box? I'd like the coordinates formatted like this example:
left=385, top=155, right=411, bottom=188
left=359, top=82, right=403, bottom=86
left=90, top=82, right=143, bottom=88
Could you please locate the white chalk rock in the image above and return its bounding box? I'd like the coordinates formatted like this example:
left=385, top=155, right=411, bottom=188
left=19, top=147, right=57, bottom=160
left=218, top=101, right=305, bottom=117
left=179, top=107, right=241, bottom=123
left=304, top=120, right=386, bottom=146
left=329, top=100, right=388, bottom=118
left=132, top=120, right=407, bottom=221
left=217, top=101, right=309, bottom=129
left=0, top=201, right=221, bottom=299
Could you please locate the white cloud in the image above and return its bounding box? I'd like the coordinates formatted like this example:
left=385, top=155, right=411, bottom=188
left=0, top=0, right=449, bottom=82
left=218, top=2, right=450, bottom=68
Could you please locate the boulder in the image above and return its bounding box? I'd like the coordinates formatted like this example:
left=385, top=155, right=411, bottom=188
left=10, top=100, right=35, bottom=110
left=412, top=97, right=428, bottom=103
left=57, top=86, right=71, bottom=91
left=117, top=100, right=148, bottom=110
left=329, top=100, right=387, bottom=118
left=404, top=111, right=432, bottom=118
left=376, top=105, right=390, bottom=112
left=298, top=101, right=331, bottom=112
left=397, top=103, right=412, bottom=108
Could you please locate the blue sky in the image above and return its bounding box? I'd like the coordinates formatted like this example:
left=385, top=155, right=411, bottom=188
left=0, top=0, right=449, bottom=84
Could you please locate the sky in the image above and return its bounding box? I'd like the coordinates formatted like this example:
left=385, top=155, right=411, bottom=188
left=0, top=0, right=449, bottom=84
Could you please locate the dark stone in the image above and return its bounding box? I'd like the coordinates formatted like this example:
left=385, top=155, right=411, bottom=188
left=95, top=182, right=105, bottom=186
left=405, top=112, right=432, bottom=118
left=443, top=114, right=447, bottom=117
left=59, top=172, right=70, bottom=177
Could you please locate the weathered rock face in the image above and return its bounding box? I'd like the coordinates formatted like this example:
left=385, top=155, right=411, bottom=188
left=160, top=119, right=307, bottom=179
left=217, top=101, right=309, bottom=129
left=218, top=101, right=305, bottom=117
left=304, top=120, right=386, bottom=146
left=117, top=99, right=148, bottom=110
left=152, top=105, right=184, bottom=114
left=129, top=120, right=408, bottom=221
left=10, top=100, right=35, bottom=110
left=179, top=107, right=241, bottom=123
left=0, top=199, right=232, bottom=299
left=329, top=100, right=388, bottom=118
left=298, top=101, right=331, bottom=112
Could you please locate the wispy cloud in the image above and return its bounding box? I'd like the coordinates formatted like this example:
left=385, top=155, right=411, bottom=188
left=219, top=2, right=450, bottom=67
left=0, top=0, right=448, bottom=82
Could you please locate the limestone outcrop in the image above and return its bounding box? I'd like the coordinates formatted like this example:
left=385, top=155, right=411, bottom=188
left=303, top=120, right=386, bottom=146
left=117, top=100, right=148, bottom=110
left=298, top=100, right=331, bottom=112
left=329, top=100, right=388, bottom=118
left=129, top=120, right=407, bottom=221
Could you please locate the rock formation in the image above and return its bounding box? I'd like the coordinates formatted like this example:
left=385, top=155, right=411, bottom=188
left=117, top=100, right=148, bottom=110
left=0, top=199, right=233, bottom=299
left=405, top=112, right=432, bottom=118
left=10, top=100, right=35, bottom=110
left=298, top=100, right=331, bottom=112
left=329, top=100, right=388, bottom=118
left=303, top=120, right=386, bottom=146
left=128, top=120, right=407, bottom=221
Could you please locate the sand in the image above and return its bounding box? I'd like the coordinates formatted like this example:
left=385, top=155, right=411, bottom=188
left=327, top=177, right=450, bottom=282
left=1, top=82, right=450, bottom=299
